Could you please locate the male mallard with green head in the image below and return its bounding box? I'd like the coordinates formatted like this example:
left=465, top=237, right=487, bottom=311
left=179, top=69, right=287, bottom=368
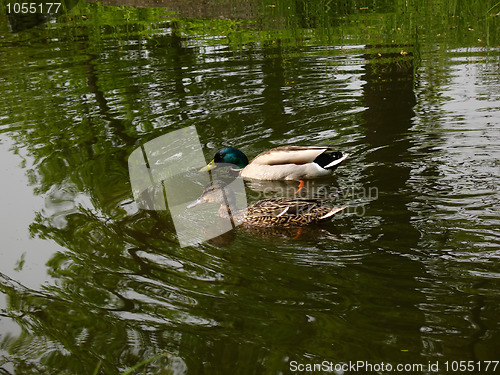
left=200, top=146, right=348, bottom=181
left=187, top=180, right=346, bottom=228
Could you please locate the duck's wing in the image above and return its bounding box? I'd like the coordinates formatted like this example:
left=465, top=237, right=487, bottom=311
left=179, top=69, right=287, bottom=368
left=248, top=197, right=334, bottom=217
left=250, top=146, right=331, bottom=166
left=245, top=198, right=346, bottom=226
left=246, top=198, right=294, bottom=217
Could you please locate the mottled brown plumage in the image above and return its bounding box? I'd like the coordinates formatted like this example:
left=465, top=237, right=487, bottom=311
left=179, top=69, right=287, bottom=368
left=187, top=181, right=346, bottom=227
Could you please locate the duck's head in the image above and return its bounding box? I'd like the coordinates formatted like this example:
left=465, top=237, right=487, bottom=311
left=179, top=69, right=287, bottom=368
left=187, top=180, right=236, bottom=209
left=199, top=147, right=249, bottom=172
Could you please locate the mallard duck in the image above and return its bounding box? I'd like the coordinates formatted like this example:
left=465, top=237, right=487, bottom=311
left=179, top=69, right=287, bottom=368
left=187, top=180, right=346, bottom=227
left=200, top=146, right=349, bottom=180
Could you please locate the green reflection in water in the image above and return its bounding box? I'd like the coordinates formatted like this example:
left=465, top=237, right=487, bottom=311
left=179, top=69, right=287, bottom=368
left=0, top=0, right=499, bottom=373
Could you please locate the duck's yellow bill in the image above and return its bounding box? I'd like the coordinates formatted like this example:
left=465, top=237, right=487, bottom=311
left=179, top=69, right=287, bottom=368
left=199, top=160, right=216, bottom=172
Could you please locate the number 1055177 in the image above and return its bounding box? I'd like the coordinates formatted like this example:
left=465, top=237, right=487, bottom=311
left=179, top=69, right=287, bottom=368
left=6, top=3, right=62, bottom=14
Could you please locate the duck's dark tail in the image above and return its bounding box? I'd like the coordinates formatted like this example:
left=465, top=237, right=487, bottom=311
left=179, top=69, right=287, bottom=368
left=313, top=151, right=349, bottom=170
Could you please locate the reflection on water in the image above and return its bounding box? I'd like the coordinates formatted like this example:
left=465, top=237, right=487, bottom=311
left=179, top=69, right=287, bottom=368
left=0, top=1, right=499, bottom=373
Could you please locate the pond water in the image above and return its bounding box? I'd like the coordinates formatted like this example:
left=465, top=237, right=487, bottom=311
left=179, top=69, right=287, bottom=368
left=0, top=0, right=499, bottom=373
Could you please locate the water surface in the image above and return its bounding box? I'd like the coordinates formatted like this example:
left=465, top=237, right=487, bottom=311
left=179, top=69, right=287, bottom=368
left=0, top=0, right=499, bottom=373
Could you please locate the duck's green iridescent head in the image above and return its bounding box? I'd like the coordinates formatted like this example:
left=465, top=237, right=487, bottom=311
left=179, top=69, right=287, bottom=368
left=200, top=147, right=249, bottom=172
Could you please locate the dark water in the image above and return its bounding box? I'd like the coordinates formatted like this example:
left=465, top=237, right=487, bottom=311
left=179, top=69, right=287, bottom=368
left=0, top=1, right=499, bottom=373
